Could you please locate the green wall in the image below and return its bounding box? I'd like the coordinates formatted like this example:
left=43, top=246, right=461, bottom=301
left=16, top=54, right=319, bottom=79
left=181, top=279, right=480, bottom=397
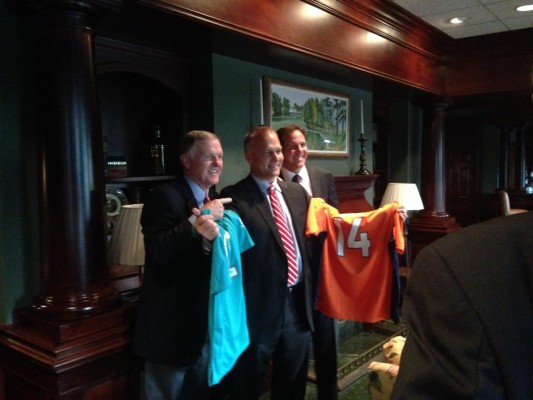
left=210, top=53, right=374, bottom=190
left=0, top=7, right=41, bottom=324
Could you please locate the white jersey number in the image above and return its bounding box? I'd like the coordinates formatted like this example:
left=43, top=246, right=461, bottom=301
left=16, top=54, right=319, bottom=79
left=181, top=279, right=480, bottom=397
left=333, top=217, right=371, bottom=258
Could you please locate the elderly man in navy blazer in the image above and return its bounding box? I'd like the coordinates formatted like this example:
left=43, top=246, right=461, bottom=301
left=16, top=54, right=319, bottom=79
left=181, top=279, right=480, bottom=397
left=132, top=130, right=228, bottom=400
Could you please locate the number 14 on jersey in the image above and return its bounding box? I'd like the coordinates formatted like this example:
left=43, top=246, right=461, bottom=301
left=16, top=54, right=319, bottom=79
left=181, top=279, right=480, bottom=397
left=333, top=217, right=371, bottom=258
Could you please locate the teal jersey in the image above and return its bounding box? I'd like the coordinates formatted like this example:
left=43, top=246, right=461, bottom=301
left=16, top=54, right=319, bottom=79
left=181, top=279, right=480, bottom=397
left=208, top=210, right=254, bottom=386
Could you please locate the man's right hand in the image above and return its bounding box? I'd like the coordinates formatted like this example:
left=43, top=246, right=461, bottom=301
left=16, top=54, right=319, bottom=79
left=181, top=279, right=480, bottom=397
left=200, top=197, right=232, bottom=220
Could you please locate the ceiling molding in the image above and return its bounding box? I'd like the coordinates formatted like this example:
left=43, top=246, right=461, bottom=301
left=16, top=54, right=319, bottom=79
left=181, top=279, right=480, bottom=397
left=304, top=0, right=451, bottom=62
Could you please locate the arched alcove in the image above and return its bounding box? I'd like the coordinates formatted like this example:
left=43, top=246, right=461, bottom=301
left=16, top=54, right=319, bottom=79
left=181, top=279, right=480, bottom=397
left=98, top=71, right=183, bottom=178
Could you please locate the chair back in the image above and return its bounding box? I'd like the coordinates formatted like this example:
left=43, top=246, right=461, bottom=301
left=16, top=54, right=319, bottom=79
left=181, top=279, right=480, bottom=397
left=499, top=190, right=527, bottom=216
left=499, top=190, right=511, bottom=216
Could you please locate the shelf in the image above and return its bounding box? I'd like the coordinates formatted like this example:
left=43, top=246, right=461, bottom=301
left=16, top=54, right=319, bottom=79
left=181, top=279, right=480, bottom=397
left=106, top=175, right=177, bottom=204
left=106, top=175, right=177, bottom=184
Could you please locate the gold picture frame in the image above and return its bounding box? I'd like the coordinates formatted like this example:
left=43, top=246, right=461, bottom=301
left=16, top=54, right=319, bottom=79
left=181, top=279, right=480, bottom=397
left=263, top=77, right=350, bottom=157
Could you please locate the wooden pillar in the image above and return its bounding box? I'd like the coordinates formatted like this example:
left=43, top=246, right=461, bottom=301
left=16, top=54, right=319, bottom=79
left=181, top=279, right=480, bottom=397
left=31, top=1, right=118, bottom=318
left=0, top=2, right=139, bottom=398
left=408, top=102, right=460, bottom=264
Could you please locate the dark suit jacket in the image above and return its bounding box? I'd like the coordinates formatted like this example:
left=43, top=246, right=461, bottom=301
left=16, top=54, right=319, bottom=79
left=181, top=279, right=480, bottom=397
left=131, top=176, right=218, bottom=367
left=307, top=165, right=339, bottom=208
left=220, top=175, right=314, bottom=342
left=281, top=165, right=339, bottom=208
left=391, top=212, right=533, bottom=400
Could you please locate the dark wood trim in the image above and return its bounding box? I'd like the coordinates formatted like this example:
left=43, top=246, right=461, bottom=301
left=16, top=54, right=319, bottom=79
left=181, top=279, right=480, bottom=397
left=334, top=174, right=379, bottom=212
left=139, top=0, right=446, bottom=94
left=446, top=30, right=533, bottom=96
left=136, top=0, right=531, bottom=97
left=95, top=35, right=188, bottom=95
left=306, top=0, right=450, bottom=60
left=0, top=303, right=140, bottom=399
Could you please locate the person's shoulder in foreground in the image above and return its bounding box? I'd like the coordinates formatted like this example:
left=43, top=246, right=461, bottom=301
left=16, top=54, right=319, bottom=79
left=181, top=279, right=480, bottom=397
left=391, top=212, right=533, bottom=400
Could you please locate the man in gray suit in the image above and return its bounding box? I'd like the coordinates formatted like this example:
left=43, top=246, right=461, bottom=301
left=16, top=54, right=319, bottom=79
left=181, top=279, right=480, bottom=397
left=277, top=124, right=339, bottom=400
left=277, top=124, right=338, bottom=209
left=391, top=212, right=533, bottom=400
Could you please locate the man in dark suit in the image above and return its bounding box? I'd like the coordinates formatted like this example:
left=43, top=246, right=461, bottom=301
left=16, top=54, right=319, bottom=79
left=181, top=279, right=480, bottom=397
left=132, top=130, right=229, bottom=400
left=391, top=212, right=533, bottom=400
left=277, top=124, right=339, bottom=400
left=220, top=126, right=314, bottom=399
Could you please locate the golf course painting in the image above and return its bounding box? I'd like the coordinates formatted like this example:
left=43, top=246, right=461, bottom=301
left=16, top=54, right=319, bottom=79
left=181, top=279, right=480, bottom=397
left=264, top=78, right=350, bottom=157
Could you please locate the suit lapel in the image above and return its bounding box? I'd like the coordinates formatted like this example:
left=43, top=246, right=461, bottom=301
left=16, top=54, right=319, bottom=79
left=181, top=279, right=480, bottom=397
left=208, top=187, right=219, bottom=201
left=307, top=166, right=322, bottom=198
left=175, top=176, right=199, bottom=211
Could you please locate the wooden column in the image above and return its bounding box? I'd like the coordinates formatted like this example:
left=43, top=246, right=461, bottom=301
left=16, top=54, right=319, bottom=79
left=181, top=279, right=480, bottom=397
left=0, top=2, right=139, bottom=399
left=408, top=102, right=460, bottom=264
left=31, top=1, right=118, bottom=318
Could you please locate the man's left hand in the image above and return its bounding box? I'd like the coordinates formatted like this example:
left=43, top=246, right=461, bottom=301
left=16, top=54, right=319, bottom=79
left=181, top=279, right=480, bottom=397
left=398, top=206, right=408, bottom=221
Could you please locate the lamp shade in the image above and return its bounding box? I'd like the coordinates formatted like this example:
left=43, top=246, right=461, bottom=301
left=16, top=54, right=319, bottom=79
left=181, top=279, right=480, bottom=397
left=108, top=204, right=145, bottom=265
left=380, top=183, right=424, bottom=211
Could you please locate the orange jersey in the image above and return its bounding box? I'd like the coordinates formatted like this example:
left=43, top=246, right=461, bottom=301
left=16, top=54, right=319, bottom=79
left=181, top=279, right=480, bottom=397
left=306, top=198, right=405, bottom=322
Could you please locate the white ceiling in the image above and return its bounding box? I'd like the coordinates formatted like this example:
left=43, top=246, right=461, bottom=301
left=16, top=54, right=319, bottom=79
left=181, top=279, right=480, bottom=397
left=391, top=0, right=533, bottom=39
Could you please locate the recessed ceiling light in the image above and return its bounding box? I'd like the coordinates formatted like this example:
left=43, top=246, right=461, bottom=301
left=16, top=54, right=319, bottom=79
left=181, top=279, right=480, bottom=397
left=516, top=4, right=533, bottom=11
left=449, top=17, right=466, bottom=24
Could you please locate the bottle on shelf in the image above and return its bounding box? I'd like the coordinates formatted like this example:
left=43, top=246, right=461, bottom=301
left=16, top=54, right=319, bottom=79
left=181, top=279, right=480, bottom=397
left=149, top=125, right=165, bottom=175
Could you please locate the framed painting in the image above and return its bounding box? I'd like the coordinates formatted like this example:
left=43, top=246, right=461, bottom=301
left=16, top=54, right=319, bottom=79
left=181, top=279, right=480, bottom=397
left=263, top=77, right=350, bottom=157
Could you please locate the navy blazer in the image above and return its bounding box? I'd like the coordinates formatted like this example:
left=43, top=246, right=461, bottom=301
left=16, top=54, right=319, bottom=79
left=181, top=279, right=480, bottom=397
left=131, top=176, right=217, bottom=366
left=221, top=175, right=314, bottom=342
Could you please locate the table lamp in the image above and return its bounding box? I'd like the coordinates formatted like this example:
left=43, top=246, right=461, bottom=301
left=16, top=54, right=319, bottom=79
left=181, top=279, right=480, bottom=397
left=108, top=204, right=145, bottom=291
left=380, top=183, right=424, bottom=267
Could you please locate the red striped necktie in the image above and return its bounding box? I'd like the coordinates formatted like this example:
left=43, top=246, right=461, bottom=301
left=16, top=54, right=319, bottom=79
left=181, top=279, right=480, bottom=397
left=268, top=185, right=298, bottom=286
